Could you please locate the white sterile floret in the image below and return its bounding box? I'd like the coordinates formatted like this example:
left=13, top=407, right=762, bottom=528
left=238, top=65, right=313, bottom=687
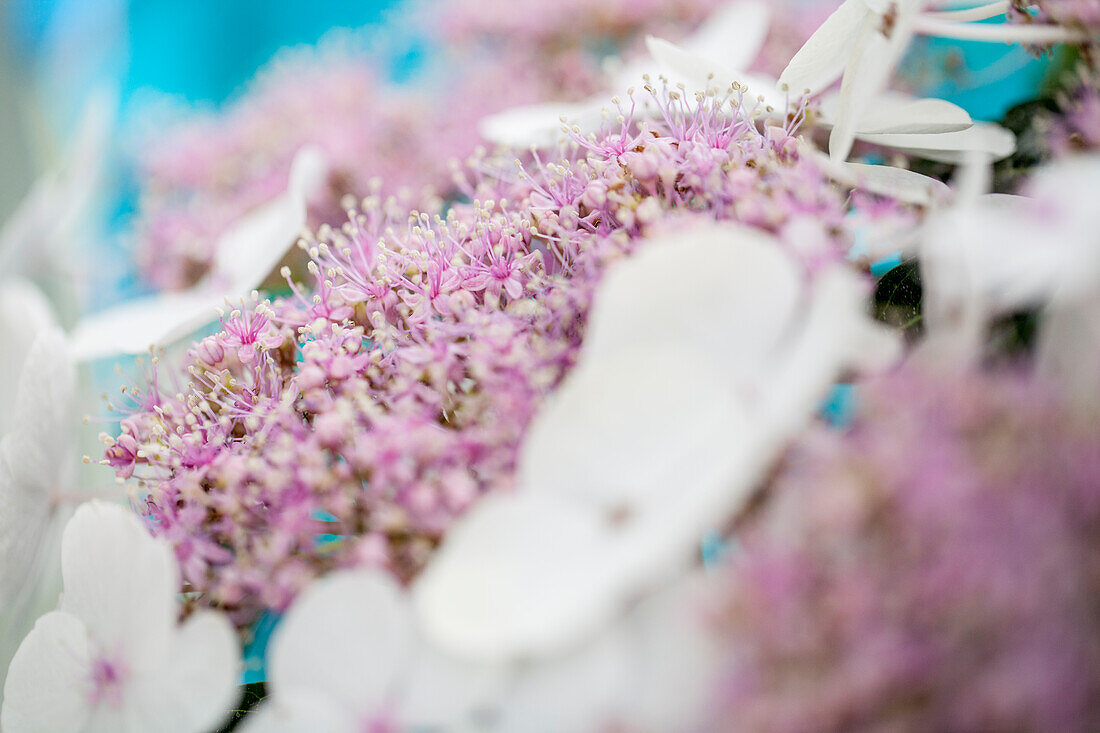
left=479, top=0, right=775, bottom=148
left=921, top=154, right=1100, bottom=403
left=0, top=89, right=113, bottom=295
left=414, top=222, right=899, bottom=663
left=69, top=145, right=328, bottom=361
left=2, top=502, right=239, bottom=733
left=781, top=1, right=1018, bottom=165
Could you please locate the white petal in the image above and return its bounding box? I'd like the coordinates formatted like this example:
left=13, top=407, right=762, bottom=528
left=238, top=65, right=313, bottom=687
left=858, top=122, right=1016, bottom=163
left=268, top=570, right=409, bottom=715
left=613, top=571, right=723, bottom=731
left=239, top=691, right=356, bottom=733
left=413, top=493, right=622, bottom=662
left=396, top=635, right=505, bottom=729
left=488, top=572, right=721, bottom=733
left=519, top=348, right=749, bottom=513
left=479, top=100, right=605, bottom=149
left=761, top=265, right=900, bottom=439
left=71, top=147, right=328, bottom=363
left=1, top=611, right=92, bottom=733
left=829, top=159, right=949, bottom=206
left=608, top=58, right=657, bottom=90
left=683, top=0, right=771, bottom=72
left=857, top=96, right=972, bottom=134
left=921, top=197, right=1070, bottom=323
left=69, top=288, right=223, bottom=361
left=1, top=327, right=74, bottom=493
left=645, top=37, right=784, bottom=109
left=126, top=611, right=241, bottom=733
left=83, top=706, right=152, bottom=733
left=778, top=0, right=869, bottom=96
left=0, top=176, right=62, bottom=277
left=582, top=222, right=802, bottom=380
left=212, top=146, right=327, bottom=297
left=845, top=162, right=950, bottom=205
left=829, top=8, right=916, bottom=163
left=0, top=487, right=64, bottom=691
left=920, top=157, right=1100, bottom=352
left=59, top=502, right=178, bottom=672
left=491, top=623, right=629, bottom=733
left=0, top=279, right=57, bottom=434
left=646, top=35, right=732, bottom=91
left=286, top=145, right=329, bottom=201
left=600, top=441, right=760, bottom=606
left=1037, top=294, right=1100, bottom=410
left=1013, top=156, right=1100, bottom=301
left=819, top=92, right=973, bottom=134
left=950, top=153, right=995, bottom=202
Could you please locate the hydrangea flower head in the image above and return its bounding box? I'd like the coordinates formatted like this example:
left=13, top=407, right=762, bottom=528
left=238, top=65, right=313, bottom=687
left=110, top=85, right=862, bottom=628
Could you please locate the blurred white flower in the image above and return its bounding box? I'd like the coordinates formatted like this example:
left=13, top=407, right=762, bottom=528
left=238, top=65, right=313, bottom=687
left=643, top=0, right=781, bottom=105
left=69, top=145, right=328, bottom=361
left=643, top=14, right=785, bottom=112
left=479, top=0, right=773, bottom=148
left=1, top=501, right=239, bottom=733
left=921, top=154, right=1100, bottom=401
left=414, top=222, right=898, bottom=663
left=0, top=88, right=114, bottom=314
left=0, top=322, right=75, bottom=690
left=241, top=570, right=500, bottom=733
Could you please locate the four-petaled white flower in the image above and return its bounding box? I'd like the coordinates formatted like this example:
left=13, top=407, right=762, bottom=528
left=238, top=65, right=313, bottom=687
left=241, top=570, right=500, bottom=733
left=2, top=501, right=239, bottom=733
left=69, top=145, right=328, bottom=361
left=413, top=222, right=899, bottom=663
